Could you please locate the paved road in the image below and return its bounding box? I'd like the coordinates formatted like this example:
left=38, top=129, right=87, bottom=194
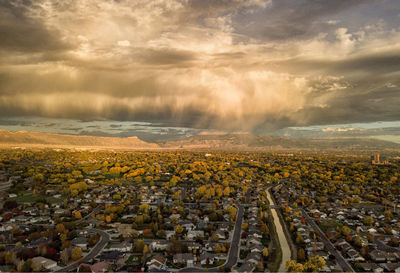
left=55, top=229, right=110, bottom=272
left=375, top=238, right=400, bottom=252
left=179, top=205, right=244, bottom=272
left=223, top=205, right=244, bottom=268
left=77, top=204, right=102, bottom=223
left=301, top=209, right=354, bottom=272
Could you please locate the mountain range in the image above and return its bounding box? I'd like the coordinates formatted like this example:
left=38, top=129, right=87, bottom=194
left=0, top=129, right=399, bottom=151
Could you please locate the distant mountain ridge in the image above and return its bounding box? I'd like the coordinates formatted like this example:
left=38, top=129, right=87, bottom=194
left=157, top=133, right=400, bottom=150
left=0, top=130, right=158, bottom=150
left=0, top=129, right=399, bottom=151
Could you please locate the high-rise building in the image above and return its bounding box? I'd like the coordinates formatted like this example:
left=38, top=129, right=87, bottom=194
left=371, top=153, right=389, bottom=165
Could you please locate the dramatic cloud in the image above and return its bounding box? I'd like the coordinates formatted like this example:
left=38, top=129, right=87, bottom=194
left=0, top=0, right=400, bottom=134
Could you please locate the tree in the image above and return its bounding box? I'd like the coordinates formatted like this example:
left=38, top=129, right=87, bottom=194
left=33, top=173, right=44, bottom=183
left=140, top=204, right=150, bottom=213
left=22, top=259, right=32, bottom=273
left=297, top=248, right=305, bottom=261
left=256, top=261, right=264, bottom=272
left=56, top=223, right=65, bottom=234
left=71, top=247, right=82, bottom=261
left=388, top=237, right=399, bottom=247
left=17, top=259, right=24, bottom=272
left=135, top=239, right=145, bottom=252
left=157, top=230, right=166, bottom=239
left=227, top=206, right=237, bottom=221
left=286, top=260, right=303, bottom=272
left=174, top=225, right=184, bottom=234
left=363, top=216, right=374, bottom=226
left=143, top=245, right=149, bottom=255
left=113, top=194, right=121, bottom=200
left=60, top=249, right=69, bottom=265
left=354, top=236, right=362, bottom=248
left=262, top=247, right=269, bottom=258
left=260, top=224, right=270, bottom=235
left=88, top=233, right=100, bottom=247
left=303, top=255, right=326, bottom=272
left=384, top=210, right=393, bottom=219
left=5, top=251, right=16, bottom=265
left=296, top=233, right=304, bottom=245
left=341, top=226, right=351, bottom=236
left=211, top=233, right=219, bottom=242
left=75, top=211, right=82, bottom=220
left=69, top=182, right=88, bottom=195
left=223, top=187, right=231, bottom=196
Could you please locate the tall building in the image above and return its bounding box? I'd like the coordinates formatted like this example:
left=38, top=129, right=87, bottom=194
left=371, top=153, right=389, bottom=165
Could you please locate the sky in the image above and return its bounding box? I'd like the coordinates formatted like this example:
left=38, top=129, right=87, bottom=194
left=1, top=0, right=400, bottom=141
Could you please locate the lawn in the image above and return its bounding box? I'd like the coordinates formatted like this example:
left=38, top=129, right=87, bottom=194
left=126, top=254, right=142, bottom=264
left=9, top=193, right=62, bottom=204
left=201, top=259, right=226, bottom=268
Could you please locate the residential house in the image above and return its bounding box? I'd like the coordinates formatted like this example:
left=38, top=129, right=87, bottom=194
left=187, top=230, right=204, bottom=240
left=31, top=257, right=57, bottom=271
left=147, top=254, right=167, bottom=271
left=382, top=263, right=400, bottom=273
left=369, top=250, right=387, bottom=263
left=246, top=252, right=261, bottom=264
left=200, top=252, right=217, bottom=265
left=173, top=253, right=195, bottom=266
left=232, top=262, right=254, bottom=273
left=72, top=237, right=88, bottom=250
left=108, top=240, right=132, bottom=252
left=150, top=241, right=168, bottom=252
left=166, top=231, right=175, bottom=240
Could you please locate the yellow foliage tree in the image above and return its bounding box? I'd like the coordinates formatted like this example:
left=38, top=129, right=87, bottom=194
left=71, top=247, right=82, bottom=261
left=174, top=224, right=184, bottom=234
left=75, top=211, right=82, bottom=220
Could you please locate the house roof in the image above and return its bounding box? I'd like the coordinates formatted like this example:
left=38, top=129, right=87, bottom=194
left=72, top=237, right=88, bottom=245
left=99, top=250, right=124, bottom=260
left=91, top=261, right=109, bottom=273
left=151, top=254, right=167, bottom=264
left=236, top=262, right=255, bottom=272
left=200, top=252, right=216, bottom=261
left=173, top=253, right=194, bottom=261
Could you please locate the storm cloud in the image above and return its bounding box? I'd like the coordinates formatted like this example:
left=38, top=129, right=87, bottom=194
left=0, top=0, right=400, bottom=133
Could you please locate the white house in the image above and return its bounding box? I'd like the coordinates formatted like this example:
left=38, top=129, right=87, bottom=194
left=32, top=257, right=57, bottom=270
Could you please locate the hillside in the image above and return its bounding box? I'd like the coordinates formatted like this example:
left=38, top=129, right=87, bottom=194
left=0, top=130, right=399, bottom=151
left=159, top=133, right=400, bottom=151
left=0, top=130, right=159, bottom=150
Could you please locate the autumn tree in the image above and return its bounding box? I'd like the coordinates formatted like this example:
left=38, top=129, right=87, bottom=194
left=135, top=239, right=145, bottom=252
left=286, top=260, right=303, bottom=272
left=262, top=247, right=269, bottom=258
left=174, top=225, right=184, bottom=234
left=75, top=211, right=82, bottom=220
left=363, top=216, right=374, bottom=226
left=71, top=247, right=82, bottom=261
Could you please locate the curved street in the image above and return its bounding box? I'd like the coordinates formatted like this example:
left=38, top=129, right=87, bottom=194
left=55, top=229, right=110, bottom=272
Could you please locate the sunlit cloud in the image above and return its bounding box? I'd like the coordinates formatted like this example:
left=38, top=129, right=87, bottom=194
left=0, top=0, right=399, bottom=134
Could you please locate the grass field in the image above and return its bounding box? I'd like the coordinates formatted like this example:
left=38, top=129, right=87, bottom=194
left=9, top=193, right=62, bottom=203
